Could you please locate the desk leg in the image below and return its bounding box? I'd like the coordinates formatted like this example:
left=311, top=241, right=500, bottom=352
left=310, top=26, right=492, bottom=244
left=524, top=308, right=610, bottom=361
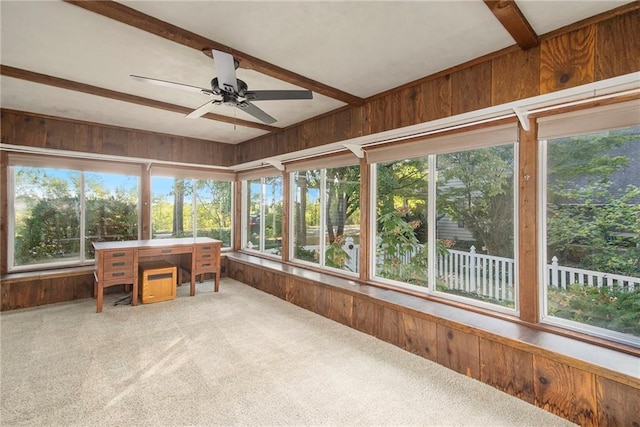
left=96, top=282, right=104, bottom=313
left=190, top=275, right=196, bottom=297
left=215, top=269, right=220, bottom=292
left=132, top=278, right=138, bottom=307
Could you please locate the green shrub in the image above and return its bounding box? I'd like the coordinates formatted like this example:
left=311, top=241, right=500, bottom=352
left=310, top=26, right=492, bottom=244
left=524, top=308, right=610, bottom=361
left=548, top=284, right=640, bottom=336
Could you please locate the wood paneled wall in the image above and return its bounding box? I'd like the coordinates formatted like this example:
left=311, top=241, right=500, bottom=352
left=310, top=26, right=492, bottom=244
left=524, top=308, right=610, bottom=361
left=235, top=8, right=640, bottom=164
left=227, top=256, right=640, bottom=426
left=0, top=110, right=235, bottom=167
left=1, top=270, right=95, bottom=311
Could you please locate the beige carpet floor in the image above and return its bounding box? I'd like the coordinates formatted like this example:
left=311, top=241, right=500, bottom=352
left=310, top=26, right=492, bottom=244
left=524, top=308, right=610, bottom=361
left=1, top=278, right=575, bottom=426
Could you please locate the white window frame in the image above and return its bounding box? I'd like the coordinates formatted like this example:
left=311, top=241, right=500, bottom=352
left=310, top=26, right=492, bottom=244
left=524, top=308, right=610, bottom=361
left=538, top=135, right=640, bottom=348
left=369, top=143, right=520, bottom=316
left=241, top=177, right=282, bottom=257
left=150, top=174, right=235, bottom=249
left=8, top=163, right=141, bottom=272
left=289, top=168, right=360, bottom=276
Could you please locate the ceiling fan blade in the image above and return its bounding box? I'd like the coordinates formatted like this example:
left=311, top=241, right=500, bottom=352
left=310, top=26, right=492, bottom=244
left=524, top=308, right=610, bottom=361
left=237, top=101, right=277, bottom=124
left=211, top=49, right=238, bottom=93
left=130, top=75, right=213, bottom=96
left=245, top=90, right=313, bottom=101
left=185, top=100, right=216, bottom=119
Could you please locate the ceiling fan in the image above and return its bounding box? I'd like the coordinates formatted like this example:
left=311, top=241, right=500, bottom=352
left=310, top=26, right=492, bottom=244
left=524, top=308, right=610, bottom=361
left=131, top=49, right=313, bottom=124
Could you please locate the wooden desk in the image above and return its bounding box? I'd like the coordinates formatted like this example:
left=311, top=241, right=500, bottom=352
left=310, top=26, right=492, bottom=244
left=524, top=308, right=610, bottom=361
left=93, top=237, right=222, bottom=313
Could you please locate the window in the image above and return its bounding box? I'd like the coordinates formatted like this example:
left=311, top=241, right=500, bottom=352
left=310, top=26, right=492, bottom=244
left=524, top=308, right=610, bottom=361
left=243, top=176, right=284, bottom=255
left=291, top=164, right=360, bottom=274
left=10, top=159, right=139, bottom=270
left=151, top=175, right=233, bottom=247
left=541, top=124, right=639, bottom=343
left=370, top=124, right=518, bottom=312
left=436, top=145, right=516, bottom=308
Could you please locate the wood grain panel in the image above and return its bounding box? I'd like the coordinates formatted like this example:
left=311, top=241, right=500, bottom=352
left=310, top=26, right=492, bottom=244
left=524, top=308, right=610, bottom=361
left=596, top=376, right=640, bottom=426
left=15, top=115, right=46, bottom=148
left=379, top=304, right=404, bottom=347
left=89, top=125, right=104, bottom=154
left=540, top=26, right=595, bottom=94
left=518, top=119, right=539, bottom=323
left=128, top=131, right=150, bottom=160
left=436, top=324, right=480, bottom=379
left=422, top=75, right=452, bottom=122
left=285, top=277, right=316, bottom=312
left=491, top=47, right=540, bottom=105
left=3, top=111, right=234, bottom=167
left=261, top=270, right=286, bottom=299
left=402, top=313, right=437, bottom=362
left=327, top=288, right=353, bottom=326
left=399, top=84, right=427, bottom=128
left=595, top=9, right=640, bottom=81
left=451, top=62, right=492, bottom=116
left=480, top=338, right=534, bottom=403
left=364, top=91, right=403, bottom=135
left=1, top=111, right=16, bottom=144
left=353, top=296, right=383, bottom=338
left=1, top=273, right=94, bottom=311
left=227, top=259, right=245, bottom=283
left=533, top=355, right=597, bottom=426
left=314, top=284, right=331, bottom=317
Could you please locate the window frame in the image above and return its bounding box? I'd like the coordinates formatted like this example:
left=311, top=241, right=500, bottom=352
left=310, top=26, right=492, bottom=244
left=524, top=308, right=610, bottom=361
left=537, top=126, right=640, bottom=348
left=240, top=176, right=284, bottom=257
left=369, top=137, right=520, bottom=316
left=150, top=173, right=235, bottom=249
left=8, top=161, right=141, bottom=272
left=288, top=165, right=361, bottom=276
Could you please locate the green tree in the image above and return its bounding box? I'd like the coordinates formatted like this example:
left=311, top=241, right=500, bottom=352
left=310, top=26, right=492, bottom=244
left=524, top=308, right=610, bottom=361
left=437, top=145, right=515, bottom=257
left=546, top=130, right=639, bottom=275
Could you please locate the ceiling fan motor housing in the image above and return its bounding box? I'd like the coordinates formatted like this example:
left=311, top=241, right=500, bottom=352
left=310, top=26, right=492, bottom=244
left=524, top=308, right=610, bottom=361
left=211, top=77, right=248, bottom=97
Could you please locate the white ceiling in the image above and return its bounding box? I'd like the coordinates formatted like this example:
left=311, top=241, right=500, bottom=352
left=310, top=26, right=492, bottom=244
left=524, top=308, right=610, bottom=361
left=0, top=0, right=631, bottom=146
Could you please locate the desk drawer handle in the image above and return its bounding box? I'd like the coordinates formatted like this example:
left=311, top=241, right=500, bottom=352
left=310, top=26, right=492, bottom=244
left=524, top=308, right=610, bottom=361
left=202, top=263, right=211, bottom=267
left=112, top=272, right=125, bottom=277
left=112, top=261, right=125, bottom=267
left=161, top=249, right=172, bottom=254
left=112, top=252, right=126, bottom=258
left=202, top=254, right=211, bottom=258
left=202, top=246, right=211, bottom=250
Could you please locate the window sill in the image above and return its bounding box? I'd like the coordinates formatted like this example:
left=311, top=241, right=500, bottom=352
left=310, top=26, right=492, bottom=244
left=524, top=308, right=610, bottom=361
left=1, top=265, right=95, bottom=284
left=227, top=252, right=640, bottom=386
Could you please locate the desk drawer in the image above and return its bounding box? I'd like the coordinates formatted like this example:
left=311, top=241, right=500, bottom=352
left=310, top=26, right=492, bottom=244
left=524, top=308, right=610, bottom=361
left=101, top=249, right=134, bottom=279
left=194, top=260, right=217, bottom=273
left=104, top=268, right=134, bottom=281
left=103, top=249, right=134, bottom=261
left=138, top=247, right=188, bottom=257
left=196, top=244, right=219, bottom=261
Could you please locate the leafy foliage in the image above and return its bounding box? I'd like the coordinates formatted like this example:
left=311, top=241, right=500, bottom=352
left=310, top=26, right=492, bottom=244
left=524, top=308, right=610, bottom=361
left=437, top=145, right=515, bottom=257
left=548, top=285, right=640, bottom=335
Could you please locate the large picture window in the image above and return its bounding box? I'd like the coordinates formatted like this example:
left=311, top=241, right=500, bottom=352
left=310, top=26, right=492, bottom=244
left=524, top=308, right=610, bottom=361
left=370, top=125, right=518, bottom=312
left=541, top=124, right=639, bottom=343
left=151, top=174, right=233, bottom=247
left=243, top=176, right=284, bottom=255
left=10, top=159, right=139, bottom=270
left=291, top=163, right=360, bottom=274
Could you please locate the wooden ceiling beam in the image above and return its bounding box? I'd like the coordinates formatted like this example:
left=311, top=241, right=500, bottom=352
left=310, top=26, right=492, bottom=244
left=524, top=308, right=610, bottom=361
left=0, top=65, right=277, bottom=132
left=64, top=0, right=364, bottom=106
left=484, top=0, right=539, bottom=50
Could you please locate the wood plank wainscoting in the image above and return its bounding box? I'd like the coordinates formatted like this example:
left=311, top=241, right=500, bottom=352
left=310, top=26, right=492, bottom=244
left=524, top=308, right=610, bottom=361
left=0, top=257, right=229, bottom=311
left=227, top=253, right=640, bottom=426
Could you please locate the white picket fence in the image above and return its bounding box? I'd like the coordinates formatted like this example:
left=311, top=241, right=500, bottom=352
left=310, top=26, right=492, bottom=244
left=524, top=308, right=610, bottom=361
left=337, top=242, right=639, bottom=302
